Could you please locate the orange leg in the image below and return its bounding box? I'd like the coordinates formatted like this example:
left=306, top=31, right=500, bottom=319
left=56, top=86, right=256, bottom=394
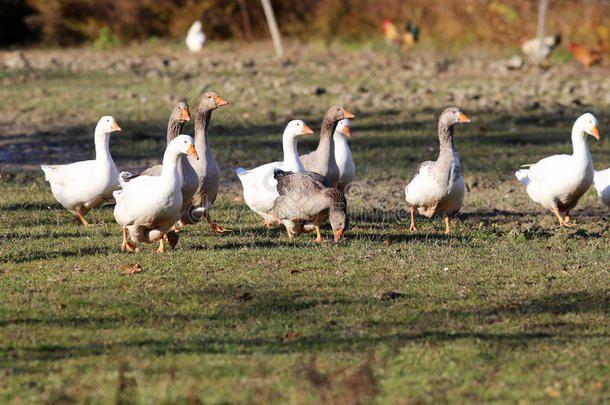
left=171, top=223, right=182, bottom=233
left=444, top=216, right=451, bottom=235
left=263, top=221, right=273, bottom=228
left=285, top=225, right=295, bottom=241
left=552, top=207, right=572, bottom=227
left=121, top=227, right=139, bottom=252
left=76, top=209, right=91, bottom=227
left=314, top=225, right=322, bottom=243
left=409, top=209, right=418, bottom=232
left=157, top=237, right=165, bottom=253
left=204, top=211, right=231, bottom=232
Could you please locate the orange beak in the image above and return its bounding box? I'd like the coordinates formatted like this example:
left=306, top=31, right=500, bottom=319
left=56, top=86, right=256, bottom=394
left=334, top=229, right=344, bottom=242
left=458, top=112, right=471, bottom=123
left=302, top=124, right=314, bottom=135
left=591, top=125, right=600, bottom=140
left=111, top=121, right=122, bottom=131
left=342, top=125, right=351, bottom=137
left=214, top=96, right=228, bottom=107
left=343, top=110, right=355, bottom=119
left=187, top=144, right=199, bottom=160
left=181, top=109, right=191, bottom=121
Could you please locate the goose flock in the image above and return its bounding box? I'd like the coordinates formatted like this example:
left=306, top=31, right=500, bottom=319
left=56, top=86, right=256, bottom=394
left=40, top=92, right=607, bottom=252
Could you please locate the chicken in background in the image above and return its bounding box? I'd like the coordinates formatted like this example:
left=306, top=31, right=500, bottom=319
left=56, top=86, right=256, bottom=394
left=185, top=21, right=206, bottom=53
left=382, top=20, right=419, bottom=48
left=520, top=34, right=561, bottom=65
left=568, top=42, right=603, bottom=68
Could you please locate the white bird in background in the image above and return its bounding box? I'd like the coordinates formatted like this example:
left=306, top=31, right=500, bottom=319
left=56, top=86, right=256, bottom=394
left=593, top=168, right=610, bottom=208
left=520, top=34, right=561, bottom=65
left=186, top=21, right=206, bottom=52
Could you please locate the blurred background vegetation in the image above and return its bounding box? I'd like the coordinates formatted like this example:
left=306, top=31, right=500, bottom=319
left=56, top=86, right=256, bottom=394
left=0, top=0, right=608, bottom=48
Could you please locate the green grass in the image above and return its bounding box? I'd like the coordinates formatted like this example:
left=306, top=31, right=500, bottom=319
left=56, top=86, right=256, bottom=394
left=0, top=44, right=609, bottom=404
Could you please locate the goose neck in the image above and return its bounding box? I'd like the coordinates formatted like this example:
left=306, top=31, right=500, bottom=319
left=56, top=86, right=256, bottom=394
left=94, top=128, right=113, bottom=163
left=194, top=108, right=213, bottom=151
left=160, top=148, right=181, bottom=186
left=571, top=124, right=591, bottom=161
left=333, top=132, right=349, bottom=155
left=316, top=117, right=337, bottom=157
left=167, top=118, right=185, bottom=144
left=282, top=134, right=304, bottom=172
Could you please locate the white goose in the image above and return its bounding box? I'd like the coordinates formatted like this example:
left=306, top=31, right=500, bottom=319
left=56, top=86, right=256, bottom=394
left=515, top=113, right=600, bottom=227
left=593, top=168, right=610, bottom=208
left=236, top=120, right=313, bottom=226
left=41, top=116, right=122, bottom=226
left=185, top=21, right=205, bottom=53
left=334, top=119, right=355, bottom=192
left=405, top=107, right=470, bottom=234
left=113, top=135, right=199, bottom=253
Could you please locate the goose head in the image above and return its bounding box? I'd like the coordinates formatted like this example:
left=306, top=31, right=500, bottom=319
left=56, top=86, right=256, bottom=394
left=169, top=135, right=199, bottom=160
left=97, top=116, right=121, bottom=134
left=171, top=101, right=191, bottom=123
left=191, top=21, right=202, bottom=33
left=575, top=113, right=600, bottom=140
left=440, top=107, right=471, bottom=126
left=283, top=120, right=313, bottom=140
left=336, top=119, right=351, bottom=137
left=328, top=190, right=348, bottom=242
left=199, top=92, right=228, bottom=112
left=325, top=105, right=355, bottom=124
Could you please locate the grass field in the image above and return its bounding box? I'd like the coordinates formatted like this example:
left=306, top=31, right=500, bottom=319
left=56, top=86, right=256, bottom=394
left=1, top=43, right=609, bottom=403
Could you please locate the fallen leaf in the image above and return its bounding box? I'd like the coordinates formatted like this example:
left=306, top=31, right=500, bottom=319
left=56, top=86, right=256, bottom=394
left=235, top=292, right=252, bottom=301
left=591, top=381, right=603, bottom=390
left=56, top=303, right=65, bottom=310
left=545, top=388, right=560, bottom=398
left=122, top=264, right=143, bottom=274
left=281, top=332, right=298, bottom=342
left=383, top=240, right=391, bottom=246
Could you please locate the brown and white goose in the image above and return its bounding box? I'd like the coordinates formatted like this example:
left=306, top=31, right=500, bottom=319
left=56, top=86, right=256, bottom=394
left=120, top=101, right=191, bottom=182
left=271, top=169, right=348, bottom=243
left=179, top=92, right=230, bottom=231
left=404, top=107, right=471, bottom=234
left=300, top=105, right=354, bottom=187
left=136, top=101, right=191, bottom=177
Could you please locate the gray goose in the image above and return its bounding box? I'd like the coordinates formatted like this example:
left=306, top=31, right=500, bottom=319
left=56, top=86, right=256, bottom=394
left=136, top=101, right=191, bottom=175
left=404, top=107, right=471, bottom=235
left=122, top=101, right=191, bottom=179
left=300, top=105, right=355, bottom=187
left=271, top=169, right=348, bottom=243
left=179, top=92, right=230, bottom=232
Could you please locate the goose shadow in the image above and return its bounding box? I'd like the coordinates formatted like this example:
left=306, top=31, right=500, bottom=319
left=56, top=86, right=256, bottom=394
left=1, top=289, right=606, bottom=364
left=1, top=245, right=113, bottom=264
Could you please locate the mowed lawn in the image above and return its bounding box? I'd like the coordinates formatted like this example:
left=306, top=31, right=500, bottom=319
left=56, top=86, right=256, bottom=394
left=0, top=43, right=609, bottom=403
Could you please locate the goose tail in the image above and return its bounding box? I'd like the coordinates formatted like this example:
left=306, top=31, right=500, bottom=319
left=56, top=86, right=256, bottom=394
left=515, top=168, right=530, bottom=185
left=119, top=171, right=139, bottom=185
